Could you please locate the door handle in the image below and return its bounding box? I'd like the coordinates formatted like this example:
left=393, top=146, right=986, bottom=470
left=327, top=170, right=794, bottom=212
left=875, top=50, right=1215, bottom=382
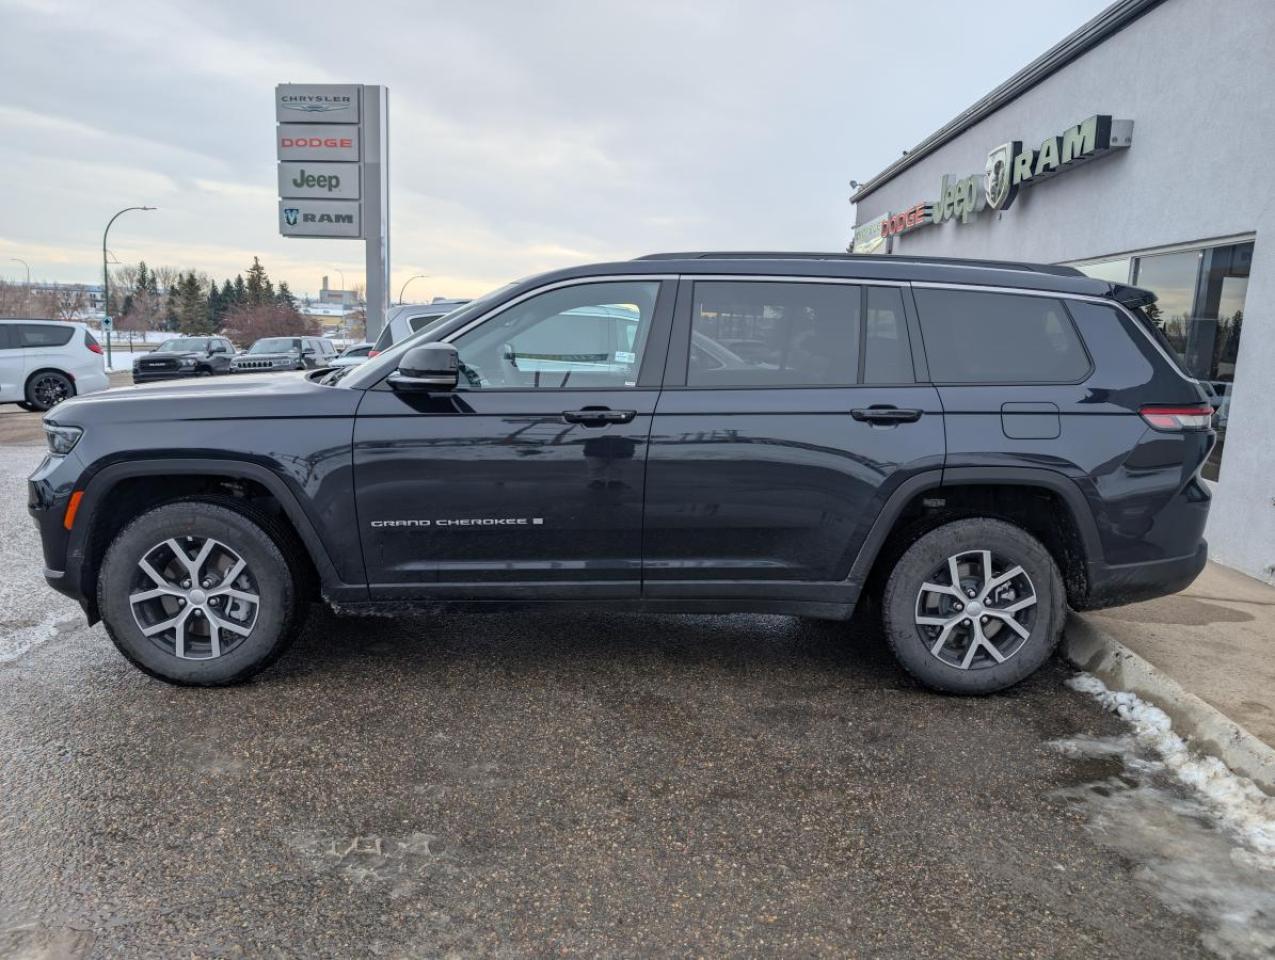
left=850, top=406, right=923, bottom=424
left=562, top=407, right=637, bottom=426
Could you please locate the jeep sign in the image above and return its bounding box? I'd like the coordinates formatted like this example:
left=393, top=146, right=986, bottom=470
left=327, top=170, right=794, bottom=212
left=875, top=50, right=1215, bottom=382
left=276, top=124, right=360, bottom=162
left=278, top=161, right=360, bottom=200
left=278, top=199, right=361, bottom=238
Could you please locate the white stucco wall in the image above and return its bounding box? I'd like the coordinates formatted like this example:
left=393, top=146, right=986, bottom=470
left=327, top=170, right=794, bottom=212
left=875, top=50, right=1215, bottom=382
left=853, top=0, right=1275, bottom=582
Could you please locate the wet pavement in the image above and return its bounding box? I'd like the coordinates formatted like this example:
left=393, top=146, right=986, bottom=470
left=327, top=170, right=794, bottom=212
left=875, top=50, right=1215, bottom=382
left=0, top=442, right=1258, bottom=959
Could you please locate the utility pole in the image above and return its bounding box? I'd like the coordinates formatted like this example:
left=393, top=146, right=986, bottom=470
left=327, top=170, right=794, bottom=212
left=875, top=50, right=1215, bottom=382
left=102, top=206, right=156, bottom=369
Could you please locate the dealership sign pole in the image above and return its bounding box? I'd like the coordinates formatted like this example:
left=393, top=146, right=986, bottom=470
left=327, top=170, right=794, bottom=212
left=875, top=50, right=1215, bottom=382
left=275, top=83, right=390, bottom=339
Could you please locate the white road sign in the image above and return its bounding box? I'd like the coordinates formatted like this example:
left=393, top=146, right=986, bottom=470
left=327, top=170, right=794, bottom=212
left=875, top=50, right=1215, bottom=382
left=278, top=199, right=361, bottom=238
left=276, top=84, right=361, bottom=124
left=278, top=161, right=360, bottom=200
left=276, top=124, right=360, bottom=162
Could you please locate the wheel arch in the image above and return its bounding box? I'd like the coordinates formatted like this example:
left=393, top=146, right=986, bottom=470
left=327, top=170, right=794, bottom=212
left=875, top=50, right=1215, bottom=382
left=24, top=366, right=77, bottom=398
left=69, top=457, right=357, bottom=621
left=847, top=467, right=1102, bottom=609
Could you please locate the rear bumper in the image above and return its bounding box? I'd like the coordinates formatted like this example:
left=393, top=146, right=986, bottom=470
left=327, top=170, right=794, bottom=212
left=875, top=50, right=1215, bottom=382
left=1077, top=540, right=1208, bottom=611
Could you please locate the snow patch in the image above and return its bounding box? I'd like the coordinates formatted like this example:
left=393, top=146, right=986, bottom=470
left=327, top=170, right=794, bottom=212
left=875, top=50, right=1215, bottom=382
left=1056, top=673, right=1275, bottom=959
left=1066, top=673, right=1275, bottom=855
left=0, top=613, right=74, bottom=663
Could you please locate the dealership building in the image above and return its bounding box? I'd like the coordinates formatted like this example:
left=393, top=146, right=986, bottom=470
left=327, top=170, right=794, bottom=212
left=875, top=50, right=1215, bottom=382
left=849, top=0, right=1274, bottom=583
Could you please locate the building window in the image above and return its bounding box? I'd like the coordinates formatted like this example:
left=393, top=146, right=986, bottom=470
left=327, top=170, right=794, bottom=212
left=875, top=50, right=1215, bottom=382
left=1075, top=258, right=1131, bottom=284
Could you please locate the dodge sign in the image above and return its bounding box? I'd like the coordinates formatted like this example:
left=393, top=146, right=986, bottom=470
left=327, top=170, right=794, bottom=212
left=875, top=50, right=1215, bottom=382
left=276, top=124, right=360, bottom=162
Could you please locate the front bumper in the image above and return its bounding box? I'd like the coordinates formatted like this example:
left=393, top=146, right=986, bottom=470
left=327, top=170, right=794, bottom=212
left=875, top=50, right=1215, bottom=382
left=1077, top=540, right=1209, bottom=611
left=132, top=368, right=203, bottom=382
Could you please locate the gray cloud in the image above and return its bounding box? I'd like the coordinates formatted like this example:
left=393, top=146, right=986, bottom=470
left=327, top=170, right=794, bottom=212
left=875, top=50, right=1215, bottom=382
left=0, top=0, right=1111, bottom=297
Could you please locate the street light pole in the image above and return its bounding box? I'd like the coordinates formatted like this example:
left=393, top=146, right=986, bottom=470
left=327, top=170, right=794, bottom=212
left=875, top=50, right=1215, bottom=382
left=8, top=258, right=30, bottom=285
left=398, top=274, right=428, bottom=304
left=102, top=206, right=156, bottom=369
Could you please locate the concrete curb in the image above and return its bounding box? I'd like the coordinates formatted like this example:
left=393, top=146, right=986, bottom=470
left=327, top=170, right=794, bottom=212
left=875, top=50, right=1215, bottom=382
left=1063, top=612, right=1275, bottom=796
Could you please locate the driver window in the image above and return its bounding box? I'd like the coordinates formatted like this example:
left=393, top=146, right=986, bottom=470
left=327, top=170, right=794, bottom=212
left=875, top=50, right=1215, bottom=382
left=451, top=280, right=660, bottom=389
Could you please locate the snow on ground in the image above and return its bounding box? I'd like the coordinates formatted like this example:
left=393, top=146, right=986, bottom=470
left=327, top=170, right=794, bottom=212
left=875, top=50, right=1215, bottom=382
left=0, top=444, right=83, bottom=662
left=1057, top=674, right=1275, bottom=959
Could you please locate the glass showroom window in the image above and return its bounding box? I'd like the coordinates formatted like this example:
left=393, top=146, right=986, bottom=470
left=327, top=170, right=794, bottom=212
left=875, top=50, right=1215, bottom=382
left=1132, top=243, right=1253, bottom=482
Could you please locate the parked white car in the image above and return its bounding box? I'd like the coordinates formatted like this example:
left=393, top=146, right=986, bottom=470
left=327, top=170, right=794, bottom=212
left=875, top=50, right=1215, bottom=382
left=0, top=319, right=110, bottom=411
left=369, top=299, right=470, bottom=356
left=331, top=342, right=374, bottom=368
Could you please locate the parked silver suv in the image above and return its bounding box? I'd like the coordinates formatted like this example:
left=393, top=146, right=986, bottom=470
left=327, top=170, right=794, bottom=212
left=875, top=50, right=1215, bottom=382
left=369, top=299, right=470, bottom=356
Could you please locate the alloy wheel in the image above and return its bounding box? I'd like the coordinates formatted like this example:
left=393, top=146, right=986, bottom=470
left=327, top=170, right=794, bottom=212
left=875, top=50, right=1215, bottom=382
left=129, top=536, right=260, bottom=660
left=914, top=549, right=1037, bottom=670
left=31, top=374, right=70, bottom=408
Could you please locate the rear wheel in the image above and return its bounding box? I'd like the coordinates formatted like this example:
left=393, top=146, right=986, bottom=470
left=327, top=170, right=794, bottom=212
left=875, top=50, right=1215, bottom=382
left=97, top=500, right=305, bottom=685
left=25, top=371, right=74, bottom=411
left=882, top=517, right=1064, bottom=694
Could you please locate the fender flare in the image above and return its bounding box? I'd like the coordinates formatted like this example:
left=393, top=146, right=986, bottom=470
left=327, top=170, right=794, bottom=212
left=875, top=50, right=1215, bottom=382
left=844, top=466, right=1103, bottom=592
left=68, top=457, right=352, bottom=600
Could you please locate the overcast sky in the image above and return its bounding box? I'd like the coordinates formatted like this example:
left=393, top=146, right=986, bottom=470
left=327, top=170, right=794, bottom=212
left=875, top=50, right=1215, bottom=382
left=0, top=0, right=1112, bottom=300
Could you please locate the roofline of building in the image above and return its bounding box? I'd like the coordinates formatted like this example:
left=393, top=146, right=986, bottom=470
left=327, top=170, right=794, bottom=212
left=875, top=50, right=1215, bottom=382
left=849, top=0, right=1167, bottom=205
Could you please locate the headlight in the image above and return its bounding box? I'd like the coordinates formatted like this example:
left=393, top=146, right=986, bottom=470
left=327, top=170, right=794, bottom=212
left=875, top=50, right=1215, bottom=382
left=178, top=357, right=197, bottom=367
left=45, top=423, right=83, bottom=456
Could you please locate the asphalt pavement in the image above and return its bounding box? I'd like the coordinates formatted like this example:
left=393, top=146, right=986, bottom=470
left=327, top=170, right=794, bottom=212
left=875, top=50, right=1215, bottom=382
left=0, top=437, right=1249, bottom=959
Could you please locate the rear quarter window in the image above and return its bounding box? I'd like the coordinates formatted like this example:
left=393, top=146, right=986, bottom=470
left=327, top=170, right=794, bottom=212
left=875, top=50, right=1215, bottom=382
left=913, top=288, right=1090, bottom=383
left=18, top=323, right=75, bottom=348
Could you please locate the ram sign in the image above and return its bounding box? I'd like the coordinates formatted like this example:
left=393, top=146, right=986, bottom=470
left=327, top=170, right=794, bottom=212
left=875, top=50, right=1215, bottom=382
left=278, top=199, right=361, bottom=238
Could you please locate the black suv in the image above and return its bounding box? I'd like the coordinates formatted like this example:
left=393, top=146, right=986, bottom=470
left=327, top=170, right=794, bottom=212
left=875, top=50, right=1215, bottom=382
left=231, top=336, right=336, bottom=373
left=132, top=336, right=236, bottom=382
left=29, top=254, right=1214, bottom=692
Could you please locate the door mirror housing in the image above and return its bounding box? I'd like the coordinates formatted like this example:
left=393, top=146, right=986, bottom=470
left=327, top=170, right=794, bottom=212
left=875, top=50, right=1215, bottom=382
left=389, top=342, right=460, bottom=392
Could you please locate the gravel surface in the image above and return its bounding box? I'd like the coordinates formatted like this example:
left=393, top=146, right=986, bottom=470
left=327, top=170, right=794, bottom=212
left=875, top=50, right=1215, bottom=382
left=0, top=442, right=1221, bottom=959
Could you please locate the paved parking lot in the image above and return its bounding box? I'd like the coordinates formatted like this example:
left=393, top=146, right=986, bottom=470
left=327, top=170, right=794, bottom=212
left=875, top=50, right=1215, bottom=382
left=0, top=439, right=1237, bottom=959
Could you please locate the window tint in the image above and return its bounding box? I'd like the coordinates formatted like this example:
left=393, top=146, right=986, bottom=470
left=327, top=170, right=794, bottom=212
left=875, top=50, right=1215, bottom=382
left=688, top=281, right=860, bottom=387
left=19, top=324, right=75, bottom=348
left=913, top=289, right=1090, bottom=383
left=0, top=325, right=15, bottom=350
left=452, top=281, right=661, bottom=389
left=408, top=313, right=446, bottom=333
left=373, top=324, right=393, bottom=352
left=863, top=286, right=913, bottom=383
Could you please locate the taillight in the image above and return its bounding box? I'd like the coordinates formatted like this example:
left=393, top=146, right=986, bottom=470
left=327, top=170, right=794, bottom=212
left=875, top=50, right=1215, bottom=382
left=1139, top=404, right=1214, bottom=431
left=368, top=349, right=381, bottom=357
left=87, top=342, right=103, bottom=355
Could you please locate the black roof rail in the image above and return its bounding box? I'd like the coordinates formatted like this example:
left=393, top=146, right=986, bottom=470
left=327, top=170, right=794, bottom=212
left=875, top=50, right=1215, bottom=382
left=634, top=251, right=1085, bottom=278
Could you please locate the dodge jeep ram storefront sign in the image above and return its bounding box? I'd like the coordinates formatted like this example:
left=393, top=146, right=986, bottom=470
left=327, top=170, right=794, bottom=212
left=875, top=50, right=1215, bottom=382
left=276, top=124, right=361, bottom=162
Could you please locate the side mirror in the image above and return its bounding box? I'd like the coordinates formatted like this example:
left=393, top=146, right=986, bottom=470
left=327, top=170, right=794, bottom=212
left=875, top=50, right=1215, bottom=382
left=389, top=343, right=459, bottom=392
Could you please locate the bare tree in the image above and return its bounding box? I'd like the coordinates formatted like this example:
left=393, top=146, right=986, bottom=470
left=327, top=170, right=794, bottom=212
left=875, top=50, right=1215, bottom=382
left=222, top=303, right=319, bottom=346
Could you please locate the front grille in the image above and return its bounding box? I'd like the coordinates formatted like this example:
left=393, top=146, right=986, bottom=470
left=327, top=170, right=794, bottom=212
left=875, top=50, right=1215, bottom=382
left=235, top=359, right=280, bottom=370
left=139, top=358, right=178, bottom=370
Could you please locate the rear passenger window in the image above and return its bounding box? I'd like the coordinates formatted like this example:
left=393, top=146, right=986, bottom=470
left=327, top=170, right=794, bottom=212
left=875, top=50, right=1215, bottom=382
left=913, top=289, right=1090, bottom=383
left=688, top=281, right=860, bottom=387
left=864, top=287, right=914, bottom=383
left=18, top=324, right=75, bottom=348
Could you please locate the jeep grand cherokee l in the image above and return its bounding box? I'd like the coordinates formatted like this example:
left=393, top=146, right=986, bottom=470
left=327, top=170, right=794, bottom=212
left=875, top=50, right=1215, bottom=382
left=28, top=253, right=1214, bottom=692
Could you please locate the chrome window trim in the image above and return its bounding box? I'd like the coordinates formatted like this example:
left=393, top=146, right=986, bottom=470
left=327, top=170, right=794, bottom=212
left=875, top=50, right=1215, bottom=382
left=440, top=274, right=676, bottom=343
left=911, top=281, right=1200, bottom=389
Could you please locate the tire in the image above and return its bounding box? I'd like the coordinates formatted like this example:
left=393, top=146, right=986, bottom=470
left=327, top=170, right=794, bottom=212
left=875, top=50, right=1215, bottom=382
left=25, top=370, right=75, bottom=411
left=881, top=517, right=1065, bottom=695
left=97, top=499, right=306, bottom=686
left=16, top=401, right=38, bottom=412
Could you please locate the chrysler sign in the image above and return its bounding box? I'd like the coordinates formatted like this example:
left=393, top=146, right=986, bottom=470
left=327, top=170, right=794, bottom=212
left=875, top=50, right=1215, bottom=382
left=275, top=83, right=360, bottom=124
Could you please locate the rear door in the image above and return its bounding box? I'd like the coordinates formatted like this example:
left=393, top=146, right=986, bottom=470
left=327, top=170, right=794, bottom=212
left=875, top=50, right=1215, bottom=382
left=17, top=323, right=74, bottom=378
left=0, top=325, right=24, bottom=402
left=642, top=277, right=944, bottom=598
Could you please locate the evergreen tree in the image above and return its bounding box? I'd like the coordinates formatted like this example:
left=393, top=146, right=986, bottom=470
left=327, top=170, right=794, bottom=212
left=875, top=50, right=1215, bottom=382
left=276, top=280, right=297, bottom=309
left=207, top=280, right=223, bottom=330
left=232, top=274, right=247, bottom=306
left=134, top=261, right=150, bottom=297
left=177, top=272, right=213, bottom=334
left=244, top=256, right=275, bottom=305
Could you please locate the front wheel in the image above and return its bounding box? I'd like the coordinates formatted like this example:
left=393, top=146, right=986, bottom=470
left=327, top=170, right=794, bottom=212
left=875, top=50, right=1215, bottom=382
left=97, top=500, right=306, bottom=685
left=25, top=371, right=74, bottom=411
left=881, top=518, right=1065, bottom=695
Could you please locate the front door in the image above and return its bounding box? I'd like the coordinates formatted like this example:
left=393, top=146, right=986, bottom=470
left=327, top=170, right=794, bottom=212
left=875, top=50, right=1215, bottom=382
left=643, top=278, right=944, bottom=600
left=354, top=278, right=674, bottom=599
left=0, top=325, right=24, bottom=402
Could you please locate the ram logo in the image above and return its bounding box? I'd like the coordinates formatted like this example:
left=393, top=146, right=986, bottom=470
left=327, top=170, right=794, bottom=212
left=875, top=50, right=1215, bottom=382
left=283, top=207, right=300, bottom=226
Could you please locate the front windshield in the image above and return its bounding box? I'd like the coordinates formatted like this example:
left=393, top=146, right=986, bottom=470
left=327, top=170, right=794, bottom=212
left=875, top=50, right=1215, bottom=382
left=156, top=338, right=206, bottom=353
left=249, top=338, right=298, bottom=354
